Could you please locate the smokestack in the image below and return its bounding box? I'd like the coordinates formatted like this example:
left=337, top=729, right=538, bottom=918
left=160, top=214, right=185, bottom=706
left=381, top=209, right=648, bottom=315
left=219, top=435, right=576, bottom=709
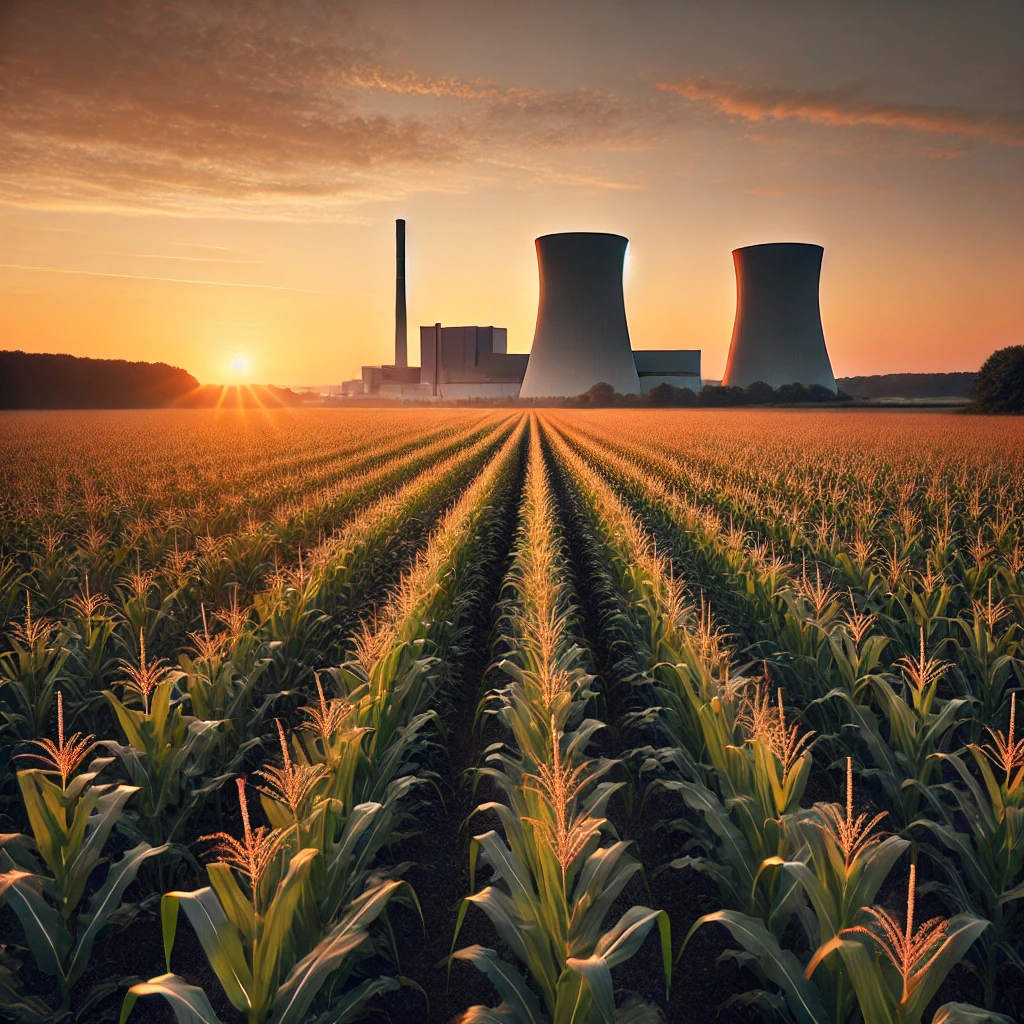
left=395, top=219, right=407, bottom=367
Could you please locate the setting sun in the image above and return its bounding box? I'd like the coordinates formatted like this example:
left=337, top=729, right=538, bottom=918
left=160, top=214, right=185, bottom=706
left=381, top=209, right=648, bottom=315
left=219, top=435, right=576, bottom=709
left=228, top=354, right=251, bottom=379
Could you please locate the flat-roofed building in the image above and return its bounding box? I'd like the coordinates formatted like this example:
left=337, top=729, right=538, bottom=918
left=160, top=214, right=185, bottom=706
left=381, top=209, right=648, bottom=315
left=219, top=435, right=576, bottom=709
left=419, top=324, right=527, bottom=399
left=633, top=350, right=701, bottom=394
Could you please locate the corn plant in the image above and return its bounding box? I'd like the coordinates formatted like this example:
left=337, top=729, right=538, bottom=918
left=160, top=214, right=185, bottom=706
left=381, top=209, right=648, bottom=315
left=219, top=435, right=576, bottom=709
left=63, top=583, right=118, bottom=697
left=454, top=721, right=670, bottom=1024
left=177, top=605, right=270, bottom=724
left=839, top=631, right=970, bottom=829
left=103, top=630, right=234, bottom=852
left=683, top=759, right=910, bottom=1023
left=123, top=778, right=414, bottom=1024
left=915, top=696, right=1024, bottom=1010
left=805, top=866, right=1000, bottom=1024
left=0, top=693, right=166, bottom=1019
left=0, top=595, right=71, bottom=740
left=947, top=584, right=1020, bottom=730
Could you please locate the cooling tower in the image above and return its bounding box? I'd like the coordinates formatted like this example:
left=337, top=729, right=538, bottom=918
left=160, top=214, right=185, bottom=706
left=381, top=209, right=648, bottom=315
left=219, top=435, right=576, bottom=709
left=519, top=232, right=641, bottom=398
left=722, top=242, right=836, bottom=391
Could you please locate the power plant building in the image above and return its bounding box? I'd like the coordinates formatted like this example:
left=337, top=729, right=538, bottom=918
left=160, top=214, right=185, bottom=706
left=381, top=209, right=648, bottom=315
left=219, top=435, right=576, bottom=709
left=633, top=349, right=701, bottom=394
left=419, top=325, right=528, bottom=399
left=722, top=242, right=836, bottom=392
left=519, top=232, right=642, bottom=398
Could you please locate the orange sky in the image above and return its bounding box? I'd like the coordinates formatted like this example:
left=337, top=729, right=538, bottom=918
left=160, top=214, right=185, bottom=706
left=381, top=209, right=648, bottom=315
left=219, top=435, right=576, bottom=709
left=1, top=1, right=1022, bottom=385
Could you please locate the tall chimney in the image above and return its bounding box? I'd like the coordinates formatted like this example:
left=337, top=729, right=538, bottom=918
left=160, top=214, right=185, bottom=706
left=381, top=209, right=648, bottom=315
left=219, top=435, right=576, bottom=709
left=395, top=219, right=407, bottom=367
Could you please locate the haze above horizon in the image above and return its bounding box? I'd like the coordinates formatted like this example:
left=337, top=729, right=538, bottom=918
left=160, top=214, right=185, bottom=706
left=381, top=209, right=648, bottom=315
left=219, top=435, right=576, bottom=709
left=1, top=1, right=1021, bottom=384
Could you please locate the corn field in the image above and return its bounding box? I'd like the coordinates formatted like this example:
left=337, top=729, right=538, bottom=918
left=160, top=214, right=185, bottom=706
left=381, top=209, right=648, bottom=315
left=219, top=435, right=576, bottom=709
left=1, top=407, right=1023, bottom=1024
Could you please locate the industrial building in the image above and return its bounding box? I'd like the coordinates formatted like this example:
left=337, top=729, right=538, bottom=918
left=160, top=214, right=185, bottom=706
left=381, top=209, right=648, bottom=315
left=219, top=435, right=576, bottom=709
left=633, top=350, right=701, bottom=394
left=419, top=324, right=528, bottom=399
left=355, top=220, right=526, bottom=400
left=519, top=232, right=641, bottom=398
left=722, top=242, right=836, bottom=392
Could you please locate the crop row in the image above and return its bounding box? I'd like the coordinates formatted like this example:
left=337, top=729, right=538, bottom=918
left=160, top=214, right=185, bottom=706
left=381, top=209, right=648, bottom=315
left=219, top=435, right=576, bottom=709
left=1, top=408, right=1023, bottom=1024
left=0, top=413, right=527, bottom=1023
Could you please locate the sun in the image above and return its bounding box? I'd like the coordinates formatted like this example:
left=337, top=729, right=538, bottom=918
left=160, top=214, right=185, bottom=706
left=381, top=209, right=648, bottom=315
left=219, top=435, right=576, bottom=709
left=228, top=355, right=251, bottom=380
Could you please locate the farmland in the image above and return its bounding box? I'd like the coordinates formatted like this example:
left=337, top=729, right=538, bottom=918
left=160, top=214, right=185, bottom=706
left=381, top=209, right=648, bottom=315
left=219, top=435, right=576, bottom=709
left=1, top=407, right=1023, bottom=1024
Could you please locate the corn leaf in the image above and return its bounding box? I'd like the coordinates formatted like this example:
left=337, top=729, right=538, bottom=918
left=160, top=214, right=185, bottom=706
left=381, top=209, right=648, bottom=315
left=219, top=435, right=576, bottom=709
left=1, top=871, right=71, bottom=981
left=682, top=910, right=830, bottom=1024
left=67, top=840, right=168, bottom=986
left=163, top=887, right=252, bottom=1011
left=120, top=973, right=225, bottom=1024
left=931, top=1003, right=1017, bottom=1024
left=451, top=945, right=544, bottom=1024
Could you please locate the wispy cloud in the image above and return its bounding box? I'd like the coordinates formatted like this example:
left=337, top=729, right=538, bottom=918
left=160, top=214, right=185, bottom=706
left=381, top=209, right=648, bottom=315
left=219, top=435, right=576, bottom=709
left=0, top=1, right=650, bottom=216
left=658, top=78, right=1024, bottom=146
left=0, top=263, right=330, bottom=293
left=741, top=184, right=895, bottom=197
left=102, top=252, right=266, bottom=265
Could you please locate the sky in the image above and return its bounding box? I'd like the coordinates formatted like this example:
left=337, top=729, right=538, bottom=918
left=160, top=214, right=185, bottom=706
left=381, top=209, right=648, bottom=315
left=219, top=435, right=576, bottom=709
left=1, top=0, right=1022, bottom=385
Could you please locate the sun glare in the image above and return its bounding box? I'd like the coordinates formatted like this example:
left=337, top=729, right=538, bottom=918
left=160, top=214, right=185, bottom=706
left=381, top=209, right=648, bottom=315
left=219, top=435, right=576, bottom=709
left=228, top=355, right=251, bottom=380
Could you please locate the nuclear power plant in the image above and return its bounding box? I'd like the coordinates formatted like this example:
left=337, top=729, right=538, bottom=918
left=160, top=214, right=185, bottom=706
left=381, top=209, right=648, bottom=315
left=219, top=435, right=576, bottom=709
left=352, top=221, right=835, bottom=401
left=722, top=242, right=836, bottom=392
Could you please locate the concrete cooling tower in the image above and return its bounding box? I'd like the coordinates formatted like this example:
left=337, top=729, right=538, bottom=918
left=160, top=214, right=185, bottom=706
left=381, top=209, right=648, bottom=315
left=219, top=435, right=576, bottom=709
left=519, top=232, right=641, bottom=398
left=722, top=242, right=836, bottom=391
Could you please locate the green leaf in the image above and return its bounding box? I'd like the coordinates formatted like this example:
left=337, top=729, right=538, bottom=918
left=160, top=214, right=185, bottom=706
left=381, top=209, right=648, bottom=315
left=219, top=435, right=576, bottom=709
left=120, top=973, right=225, bottom=1024
left=67, top=841, right=167, bottom=986
left=682, top=910, right=830, bottom=1024
left=564, top=955, right=613, bottom=1024
left=451, top=945, right=544, bottom=1024
left=1, top=871, right=71, bottom=982
left=66, top=783, right=139, bottom=909
left=270, top=879, right=405, bottom=1024
left=931, top=1003, right=1017, bottom=1024
left=251, top=847, right=319, bottom=1017
left=903, top=914, right=990, bottom=1021
left=826, top=936, right=899, bottom=1024
left=162, top=894, right=180, bottom=973
left=316, top=974, right=406, bottom=1023
left=167, top=887, right=252, bottom=1012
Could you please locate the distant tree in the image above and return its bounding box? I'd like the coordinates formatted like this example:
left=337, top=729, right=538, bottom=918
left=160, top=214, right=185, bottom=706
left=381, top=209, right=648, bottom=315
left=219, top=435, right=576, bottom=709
left=806, top=383, right=839, bottom=403
left=970, top=345, right=1024, bottom=414
left=645, top=382, right=696, bottom=406
left=699, top=384, right=747, bottom=406
left=576, top=381, right=617, bottom=406
left=776, top=382, right=810, bottom=403
left=744, top=380, right=776, bottom=405
left=0, top=350, right=199, bottom=409
left=837, top=372, right=976, bottom=399
left=699, top=384, right=740, bottom=406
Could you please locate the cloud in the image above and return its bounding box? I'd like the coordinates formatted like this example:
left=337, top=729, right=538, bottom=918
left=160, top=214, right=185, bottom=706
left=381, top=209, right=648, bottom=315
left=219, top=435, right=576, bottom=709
left=0, top=1, right=651, bottom=216
left=741, top=184, right=894, bottom=197
left=658, top=78, right=1024, bottom=147
left=0, top=262, right=331, bottom=292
